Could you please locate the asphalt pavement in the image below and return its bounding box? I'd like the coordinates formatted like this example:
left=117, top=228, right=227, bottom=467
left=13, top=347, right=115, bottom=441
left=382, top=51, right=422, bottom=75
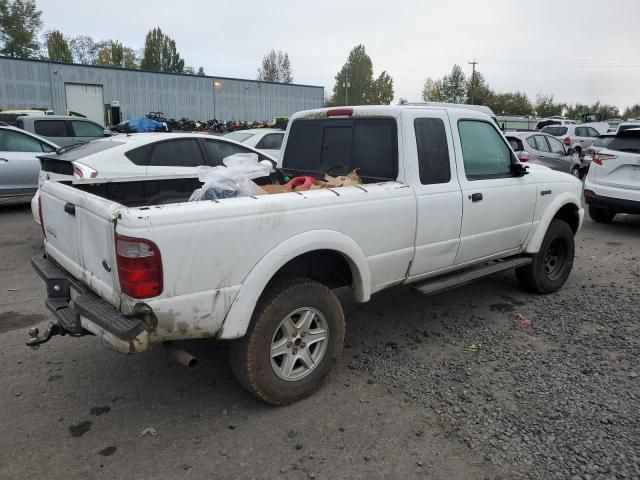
left=1, top=199, right=638, bottom=480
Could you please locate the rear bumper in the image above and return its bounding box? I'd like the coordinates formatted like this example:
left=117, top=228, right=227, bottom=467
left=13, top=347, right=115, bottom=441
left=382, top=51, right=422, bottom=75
left=31, top=254, right=149, bottom=353
left=584, top=190, right=640, bottom=214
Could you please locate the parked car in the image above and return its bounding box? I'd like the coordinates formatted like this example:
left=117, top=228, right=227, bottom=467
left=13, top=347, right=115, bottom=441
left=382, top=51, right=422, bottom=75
left=31, top=105, right=583, bottom=405
left=616, top=122, right=640, bottom=134
left=583, top=133, right=615, bottom=167
left=224, top=128, right=285, bottom=159
left=16, top=115, right=112, bottom=147
left=0, top=126, right=58, bottom=199
left=535, top=118, right=576, bottom=130
left=506, top=131, right=584, bottom=177
left=584, top=128, right=640, bottom=223
left=540, top=124, right=600, bottom=157
left=30, top=132, right=276, bottom=223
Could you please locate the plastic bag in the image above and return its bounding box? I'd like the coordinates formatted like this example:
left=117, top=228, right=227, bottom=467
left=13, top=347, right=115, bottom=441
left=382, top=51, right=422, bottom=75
left=189, top=153, right=271, bottom=201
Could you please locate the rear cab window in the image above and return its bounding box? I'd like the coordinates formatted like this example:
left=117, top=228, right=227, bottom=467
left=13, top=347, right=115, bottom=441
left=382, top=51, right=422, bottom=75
left=282, top=117, right=398, bottom=182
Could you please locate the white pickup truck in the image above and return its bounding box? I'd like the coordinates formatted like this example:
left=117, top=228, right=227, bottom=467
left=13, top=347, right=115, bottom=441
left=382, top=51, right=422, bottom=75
left=31, top=105, right=584, bottom=405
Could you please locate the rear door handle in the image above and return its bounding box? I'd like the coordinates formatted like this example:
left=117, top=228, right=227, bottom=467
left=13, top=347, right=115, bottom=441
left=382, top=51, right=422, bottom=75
left=0, top=158, right=8, bottom=163
left=64, top=202, right=76, bottom=216
left=470, top=193, right=483, bottom=202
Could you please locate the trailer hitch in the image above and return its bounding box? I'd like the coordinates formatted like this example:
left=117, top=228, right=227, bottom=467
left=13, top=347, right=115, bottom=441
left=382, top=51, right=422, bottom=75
left=26, top=322, right=65, bottom=348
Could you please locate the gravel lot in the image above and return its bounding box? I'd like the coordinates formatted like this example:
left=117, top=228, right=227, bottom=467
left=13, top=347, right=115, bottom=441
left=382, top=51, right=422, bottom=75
left=0, top=199, right=639, bottom=480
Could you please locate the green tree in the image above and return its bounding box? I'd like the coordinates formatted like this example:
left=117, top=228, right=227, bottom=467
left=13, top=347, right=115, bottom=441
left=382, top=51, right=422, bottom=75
left=488, top=91, right=534, bottom=116
left=467, top=70, right=493, bottom=106
left=257, top=49, right=293, bottom=83
left=197, top=66, right=205, bottom=76
left=46, top=30, right=72, bottom=63
left=367, top=71, right=394, bottom=105
left=0, top=0, right=42, bottom=58
left=623, top=104, right=640, bottom=119
left=534, top=94, right=563, bottom=118
left=421, top=77, right=444, bottom=102
left=69, top=35, right=97, bottom=64
left=331, top=45, right=374, bottom=106
left=93, top=41, right=137, bottom=68
left=441, top=64, right=467, bottom=104
left=398, top=98, right=408, bottom=105
left=140, top=27, right=184, bottom=73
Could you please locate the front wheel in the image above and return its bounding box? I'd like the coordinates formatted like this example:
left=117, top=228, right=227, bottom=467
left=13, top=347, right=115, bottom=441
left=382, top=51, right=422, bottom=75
left=229, top=276, right=345, bottom=405
left=516, top=219, right=575, bottom=294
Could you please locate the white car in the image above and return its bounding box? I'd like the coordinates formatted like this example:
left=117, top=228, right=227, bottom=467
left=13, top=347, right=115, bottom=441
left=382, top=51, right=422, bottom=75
left=32, top=105, right=583, bottom=405
left=224, top=129, right=285, bottom=159
left=31, top=132, right=276, bottom=223
left=541, top=124, right=601, bottom=157
left=584, top=128, right=640, bottom=223
left=616, top=122, right=640, bottom=134
left=0, top=126, right=58, bottom=200
left=535, top=118, right=576, bottom=130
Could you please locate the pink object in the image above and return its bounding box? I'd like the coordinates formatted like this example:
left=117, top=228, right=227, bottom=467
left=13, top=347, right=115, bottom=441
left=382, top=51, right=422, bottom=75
left=514, top=313, right=534, bottom=333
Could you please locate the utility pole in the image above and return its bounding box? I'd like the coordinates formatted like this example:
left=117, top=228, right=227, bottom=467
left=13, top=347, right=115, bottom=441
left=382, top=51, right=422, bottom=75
left=343, top=71, right=350, bottom=106
left=468, top=59, right=478, bottom=104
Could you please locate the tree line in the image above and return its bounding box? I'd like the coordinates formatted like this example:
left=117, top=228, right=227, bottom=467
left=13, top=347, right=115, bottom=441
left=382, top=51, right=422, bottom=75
left=422, top=64, right=639, bottom=119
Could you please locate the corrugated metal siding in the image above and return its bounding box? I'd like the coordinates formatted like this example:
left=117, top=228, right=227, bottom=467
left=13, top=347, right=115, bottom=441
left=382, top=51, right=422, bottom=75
left=0, top=57, right=324, bottom=122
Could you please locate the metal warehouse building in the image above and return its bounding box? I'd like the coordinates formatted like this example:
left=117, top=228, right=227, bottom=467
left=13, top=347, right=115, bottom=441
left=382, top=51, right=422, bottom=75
left=0, top=56, right=324, bottom=125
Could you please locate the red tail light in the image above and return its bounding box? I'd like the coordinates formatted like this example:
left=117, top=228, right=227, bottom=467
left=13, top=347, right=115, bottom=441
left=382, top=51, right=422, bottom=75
left=592, top=153, right=617, bottom=166
left=115, top=234, right=163, bottom=298
left=72, top=161, right=98, bottom=179
left=38, top=197, right=46, bottom=238
left=563, top=136, right=571, bottom=146
left=326, top=108, right=353, bottom=117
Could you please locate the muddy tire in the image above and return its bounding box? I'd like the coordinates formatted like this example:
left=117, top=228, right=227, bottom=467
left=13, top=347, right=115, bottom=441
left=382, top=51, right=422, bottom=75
left=229, top=276, right=345, bottom=405
left=516, top=219, right=575, bottom=294
left=588, top=205, right=616, bottom=223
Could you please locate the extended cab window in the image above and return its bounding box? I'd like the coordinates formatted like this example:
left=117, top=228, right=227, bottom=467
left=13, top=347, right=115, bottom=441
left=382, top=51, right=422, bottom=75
left=414, top=118, right=451, bottom=184
left=34, top=120, right=68, bottom=137
left=458, top=120, right=513, bottom=179
left=282, top=118, right=398, bottom=181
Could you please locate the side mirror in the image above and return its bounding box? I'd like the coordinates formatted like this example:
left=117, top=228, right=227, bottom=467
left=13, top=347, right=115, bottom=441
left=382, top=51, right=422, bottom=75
left=511, top=163, right=529, bottom=177
left=260, top=159, right=277, bottom=170
left=103, top=129, right=112, bottom=137
left=566, top=147, right=576, bottom=156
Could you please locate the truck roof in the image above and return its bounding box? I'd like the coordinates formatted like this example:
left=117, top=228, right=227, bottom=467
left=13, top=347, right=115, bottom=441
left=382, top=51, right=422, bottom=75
left=292, top=104, right=495, bottom=121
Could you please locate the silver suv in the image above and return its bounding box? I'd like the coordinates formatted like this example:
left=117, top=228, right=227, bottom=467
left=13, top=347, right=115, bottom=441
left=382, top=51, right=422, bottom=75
left=540, top=124, right=600, bottom=157
left=16, top=115, right=112, bottom=147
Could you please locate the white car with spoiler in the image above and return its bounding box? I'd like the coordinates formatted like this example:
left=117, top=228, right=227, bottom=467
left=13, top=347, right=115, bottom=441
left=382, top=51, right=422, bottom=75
left=31, top=105, right=583, bottom=405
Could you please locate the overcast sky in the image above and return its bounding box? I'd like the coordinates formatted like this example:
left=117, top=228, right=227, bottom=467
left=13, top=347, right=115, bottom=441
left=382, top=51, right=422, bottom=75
left=38, top=0, right=640, bottom=109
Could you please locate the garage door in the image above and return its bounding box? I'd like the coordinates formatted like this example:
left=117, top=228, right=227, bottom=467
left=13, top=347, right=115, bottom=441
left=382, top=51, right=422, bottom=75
left=64, top=84, right=104, bottom=125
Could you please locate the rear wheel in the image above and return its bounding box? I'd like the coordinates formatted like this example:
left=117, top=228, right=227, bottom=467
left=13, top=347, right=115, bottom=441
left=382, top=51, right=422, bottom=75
left=229, top=276, right=345, bottom=405
left=516, top=219, right=575, bottom=294
left=588, top=205, right=616, bottom=223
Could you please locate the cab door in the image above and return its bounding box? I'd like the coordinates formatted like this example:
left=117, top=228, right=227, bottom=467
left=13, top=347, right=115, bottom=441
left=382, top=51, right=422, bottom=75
left=448, top=111, right=536, bottom=265
left=403, top=109, right=463, bottom=277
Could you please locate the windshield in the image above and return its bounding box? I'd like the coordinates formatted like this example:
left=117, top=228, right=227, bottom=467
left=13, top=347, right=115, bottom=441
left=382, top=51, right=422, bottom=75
left=42, top=140, right=124, bottom=161
left=541, top=126, right=568, bottom=136
left=225, top=132, right=254, bottom=143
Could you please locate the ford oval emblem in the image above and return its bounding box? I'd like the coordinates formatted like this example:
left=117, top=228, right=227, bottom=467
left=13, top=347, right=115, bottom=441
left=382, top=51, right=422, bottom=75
left=102, top=260, right=112, bottom=272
